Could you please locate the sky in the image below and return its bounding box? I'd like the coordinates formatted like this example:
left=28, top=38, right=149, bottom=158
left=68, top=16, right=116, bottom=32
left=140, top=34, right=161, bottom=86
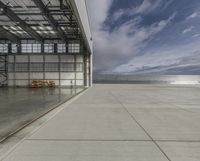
left=87, top=0, right=200, bottom=75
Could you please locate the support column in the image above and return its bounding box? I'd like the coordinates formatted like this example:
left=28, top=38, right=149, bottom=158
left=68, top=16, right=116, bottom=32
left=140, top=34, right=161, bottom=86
left=54, top=43, right=60, bottom=87
left=74, top=54, right=77, bottom=89
left=83, top=54, right=87, bottom=87
left=41, top=42, right=45, bottom=81
left=89, top=53, right=93, bottom=86
left=7, top=43, right=11, bottom=86
left=28, top=49, right=31, bottom=87
left=14, top=42, right=21, bottom=87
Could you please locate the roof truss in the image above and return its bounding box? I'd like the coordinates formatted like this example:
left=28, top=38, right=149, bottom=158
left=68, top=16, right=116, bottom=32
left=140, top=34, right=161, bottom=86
left=0, top=1, right=43, bottom=42
left=32, top=0, right=68, bottom=42
left=0, top=0, right=81, bottom=42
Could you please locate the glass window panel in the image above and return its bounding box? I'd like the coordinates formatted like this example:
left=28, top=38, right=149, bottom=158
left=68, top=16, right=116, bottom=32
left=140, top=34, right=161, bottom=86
left=68, top=43, right=80, bottom=53
left=21, top=44, right=31, bottom=53
left=12, top=44, right=17, bottom=53
left=0, top=44, right=8, bottom=53
left=33, top=44, right=41, bottom=53
left=44, top=44, right=54, bottom=53
left=57, top=44, right=66, bottom=53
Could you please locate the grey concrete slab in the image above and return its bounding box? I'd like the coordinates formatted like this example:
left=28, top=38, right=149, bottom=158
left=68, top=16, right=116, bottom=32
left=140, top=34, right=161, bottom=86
left=157, top=142, right=200, bottom=161
left=175, top=104, right=200, bottom=114
left=0, top=87, right=84, bottom=141
left=1, top=84, right=200, bottom=160
left=73, top=93, right=118, bottom=104
left=125, top=107, right=200, bottom=141
left=110, top=85, right=200, bottom=105
left=68, top=103, right=123, bottom=109
left=123, top=103, right=178, bottom=109
left=29, top=107, right=150, bottom=140
left=3, top=140, right=169, bottom=161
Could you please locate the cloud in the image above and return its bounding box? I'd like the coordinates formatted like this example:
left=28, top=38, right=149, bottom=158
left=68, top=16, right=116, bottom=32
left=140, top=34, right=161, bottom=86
left=135, top=0, right=162, bottom=14
left=162, top=0, right=174, bottom=10
left=90, top=9, right=175, bottom=73
left=192, top=34, right=200, bottom=38
left=113, top=40, right=200, bottom=74
left=112, top=9, right=124, bottom=22
left=87, top=0, right=200, bottom=75
left=111, top=0, right=162, bottom=21
left=87, top=0, right=113, bottom=30
left=186, top=12, right=200, bottom=20
left=182, top=26, right=194, bottom=34
left=135, top=0, right=153, bottom=14
left=88, top=0, right=175, bottom=72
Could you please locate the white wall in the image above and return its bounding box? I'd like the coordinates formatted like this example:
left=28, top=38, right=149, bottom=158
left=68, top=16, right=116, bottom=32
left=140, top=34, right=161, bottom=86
left=16, top=56, right=28, bottom=62
left=8, top=54, right=86, bottom=87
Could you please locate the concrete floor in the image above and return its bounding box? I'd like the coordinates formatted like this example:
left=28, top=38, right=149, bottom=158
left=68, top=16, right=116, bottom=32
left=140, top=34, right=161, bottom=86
left=0, top=87, right=84, bottom=141
left=1, top=84, right=200, bottom=161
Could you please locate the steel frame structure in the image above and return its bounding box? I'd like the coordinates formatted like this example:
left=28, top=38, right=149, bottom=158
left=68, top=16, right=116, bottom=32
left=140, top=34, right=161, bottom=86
left=0, top=53, right=8, bottom=87
left=0, top=0, right=81, bottom=40
left=0, top=0, right=91, bottom=87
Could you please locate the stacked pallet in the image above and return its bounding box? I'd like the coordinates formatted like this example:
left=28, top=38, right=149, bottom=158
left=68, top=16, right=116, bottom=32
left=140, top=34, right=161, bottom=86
left=31, top=80, right=55, bottom=88
left=48, top=81, right=56, bottom=87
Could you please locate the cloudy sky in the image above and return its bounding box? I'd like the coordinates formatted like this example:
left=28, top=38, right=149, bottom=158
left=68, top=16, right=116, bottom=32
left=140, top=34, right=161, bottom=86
left=87, top=0, right=200, bottom=75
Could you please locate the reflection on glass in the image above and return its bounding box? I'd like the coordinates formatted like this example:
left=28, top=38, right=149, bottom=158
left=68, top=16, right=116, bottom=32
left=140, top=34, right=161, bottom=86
left=0, top=87, right=85, bottom=141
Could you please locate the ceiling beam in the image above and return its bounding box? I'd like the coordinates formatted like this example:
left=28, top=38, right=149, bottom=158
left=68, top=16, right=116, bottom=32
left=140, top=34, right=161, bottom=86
left=0, top=12, right=71, bottom=16
left=0, top=1, right=43, bottom=42
left=0, top=26, right=19, bottom=42
left=32, top=0, right=68, bottom=42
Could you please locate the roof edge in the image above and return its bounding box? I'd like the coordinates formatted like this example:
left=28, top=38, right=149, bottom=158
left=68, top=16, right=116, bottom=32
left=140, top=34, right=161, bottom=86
left=68, top=0, right=93, bottom=54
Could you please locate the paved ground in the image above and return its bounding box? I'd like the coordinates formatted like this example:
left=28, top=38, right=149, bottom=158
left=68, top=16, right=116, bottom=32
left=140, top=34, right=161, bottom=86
left=1, top=84, right=200, bottom=161
left=0, top=87, right=83, bottom=141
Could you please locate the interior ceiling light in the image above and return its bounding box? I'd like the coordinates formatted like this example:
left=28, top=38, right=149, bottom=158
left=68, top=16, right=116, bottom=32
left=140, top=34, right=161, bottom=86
left=43, top=31, right=49, bottom=34
left=61, top=27, right=65, bottom=30
left=50, top=31, right=56, bottom=34
left=17, top=26, right=23, bottom=30
left=46, top=26, right=52, bottom=30
left=31, top=26, right=37, bottom=30
left=3, top=26, right=9, bottom=30
left=36, top=31, right=42, bottom=34
left=39, top=26, right=45, bottom=30
left=10, top=26, right=17, bottom=30
left=16, top=31, right=25, bottom=34
left=9, top=30, right=16, bottom=34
